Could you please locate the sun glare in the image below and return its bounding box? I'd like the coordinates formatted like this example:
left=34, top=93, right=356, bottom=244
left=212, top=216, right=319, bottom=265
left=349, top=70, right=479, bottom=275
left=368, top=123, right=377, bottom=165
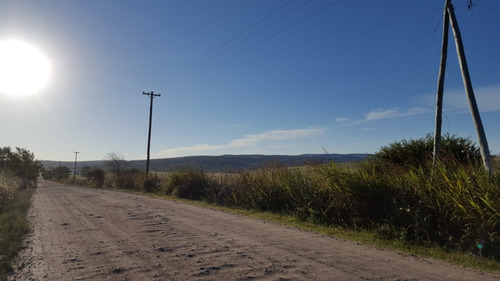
left=0, top=39, right=52, bottom=97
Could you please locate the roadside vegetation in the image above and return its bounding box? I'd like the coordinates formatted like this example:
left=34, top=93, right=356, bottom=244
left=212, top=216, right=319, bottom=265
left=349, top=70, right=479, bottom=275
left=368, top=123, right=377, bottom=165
left=59, top=134, right=500, bottom=271
left=0, top=147, right=40, bottom=280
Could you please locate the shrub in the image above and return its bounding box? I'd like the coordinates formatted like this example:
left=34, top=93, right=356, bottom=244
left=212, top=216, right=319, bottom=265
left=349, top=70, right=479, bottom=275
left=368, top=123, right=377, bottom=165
left=143, top=175, right=163, bottom=193
left=0, top=148, right=40, bottom=277
left=105, top=168, right=145, bottom=190
left=168, top=169, right=213, bottom=200
left=1, top=147, right=42, bottom=182
left=42, top=166, right=71, bottom=180
left=85, top=168, right=105, bottom=188
left=371, top=133, right=481, bottom=169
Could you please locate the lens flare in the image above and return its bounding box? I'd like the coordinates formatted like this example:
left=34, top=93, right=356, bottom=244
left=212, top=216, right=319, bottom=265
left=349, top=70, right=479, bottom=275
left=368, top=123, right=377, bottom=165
left=0, top=39, right=52, bottom=97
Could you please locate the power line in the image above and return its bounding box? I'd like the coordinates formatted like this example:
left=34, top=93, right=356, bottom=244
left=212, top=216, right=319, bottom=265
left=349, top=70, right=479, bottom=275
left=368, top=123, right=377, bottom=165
left=190, top=0, right=295, bottom=69
left=191, top=0, right=313, bottom=71
left=207, top=0, right=340, bottom=71
left=432, top=14, right=444, bottom=55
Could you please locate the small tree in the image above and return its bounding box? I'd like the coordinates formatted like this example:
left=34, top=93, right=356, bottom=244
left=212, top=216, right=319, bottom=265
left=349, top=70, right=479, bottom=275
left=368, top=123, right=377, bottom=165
left=0, top=147, right=42, bottom=181
left=85, top=167, right=105, bottom=188
left=79, top=165, right=93, bottom=177
left=104, top=152, right=128, bottom=174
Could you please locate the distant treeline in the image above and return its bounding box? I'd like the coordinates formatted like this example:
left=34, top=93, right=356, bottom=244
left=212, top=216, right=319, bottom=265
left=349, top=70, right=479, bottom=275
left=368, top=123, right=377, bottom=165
left=42, top=153, right=369, bottom=173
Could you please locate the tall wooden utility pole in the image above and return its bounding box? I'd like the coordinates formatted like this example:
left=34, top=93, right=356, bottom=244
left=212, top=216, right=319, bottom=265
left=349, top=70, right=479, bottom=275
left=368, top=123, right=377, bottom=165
left=433, top=1, right=493, bottom=172
left=143, top=91, right=161, bottom=174
left=73, top=151, right=79, bottom=178
left=433, top=0, right=451, bottom=164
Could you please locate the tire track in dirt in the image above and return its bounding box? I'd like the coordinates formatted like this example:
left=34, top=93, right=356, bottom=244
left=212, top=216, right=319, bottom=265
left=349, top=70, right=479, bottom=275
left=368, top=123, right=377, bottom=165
left=9, top=180, right=500, bottom=281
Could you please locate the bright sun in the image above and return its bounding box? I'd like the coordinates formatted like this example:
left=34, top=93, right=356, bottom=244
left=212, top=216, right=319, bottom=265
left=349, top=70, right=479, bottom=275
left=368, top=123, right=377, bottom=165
left=0, top=39, right=52, bottom=97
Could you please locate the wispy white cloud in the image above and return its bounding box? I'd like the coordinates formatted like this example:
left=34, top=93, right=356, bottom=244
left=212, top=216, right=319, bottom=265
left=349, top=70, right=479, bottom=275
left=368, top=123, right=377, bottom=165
left=364, top=107, right=429, bottom=121
left=153, top=128, right=324, bottom=158
left=335, top=117, right=349, bottom=122
left=442, top=84, right=500, bottom=113
left=364, top=108, right=400, bottom=121
left=228, top=129, right=323, bottom=148
left=336, top=84, right=500, bottom=127
left=334, top=107, right=429, bottom=127
left=153, top=144, right=223, bottom=157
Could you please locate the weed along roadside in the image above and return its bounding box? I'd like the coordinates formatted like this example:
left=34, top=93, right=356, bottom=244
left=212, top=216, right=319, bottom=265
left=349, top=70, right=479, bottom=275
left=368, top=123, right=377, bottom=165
left=0, top=148, right=40, bottom=281
left=59, top=134, right=500, bottom=272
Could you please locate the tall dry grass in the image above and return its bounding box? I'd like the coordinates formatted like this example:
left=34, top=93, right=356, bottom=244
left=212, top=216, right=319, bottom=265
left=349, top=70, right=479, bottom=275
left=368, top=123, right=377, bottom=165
left=196, top=162, right=498, bottom=260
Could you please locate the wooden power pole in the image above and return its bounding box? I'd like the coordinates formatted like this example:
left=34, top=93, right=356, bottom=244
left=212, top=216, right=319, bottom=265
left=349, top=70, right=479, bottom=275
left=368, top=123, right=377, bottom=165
left=433, top=1, right=493, bottom=172
left=433, top=0, right=451, bottom=164
left=143, top=91, right=161, bottom=174
left=73, top=151, right=79, bottom=178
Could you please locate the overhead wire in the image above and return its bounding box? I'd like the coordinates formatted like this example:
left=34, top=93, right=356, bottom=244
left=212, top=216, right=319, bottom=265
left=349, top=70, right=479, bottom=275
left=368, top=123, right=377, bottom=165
left=190, top=0, right=295, bottom=69
left=432, top=14, right=444, bottom=55
left=206, top=0, right=341, bottom=71
left=191, top=0, right=315, bottom=71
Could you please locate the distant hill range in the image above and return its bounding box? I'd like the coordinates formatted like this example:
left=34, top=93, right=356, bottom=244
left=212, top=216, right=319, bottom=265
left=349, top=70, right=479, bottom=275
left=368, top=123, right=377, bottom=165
left=42, top=154, right=369, bottom=173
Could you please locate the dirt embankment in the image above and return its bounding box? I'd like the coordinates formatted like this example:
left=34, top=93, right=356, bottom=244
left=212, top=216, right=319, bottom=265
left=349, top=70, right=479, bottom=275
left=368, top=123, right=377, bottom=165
left=9, top=180, right=500, bottom=280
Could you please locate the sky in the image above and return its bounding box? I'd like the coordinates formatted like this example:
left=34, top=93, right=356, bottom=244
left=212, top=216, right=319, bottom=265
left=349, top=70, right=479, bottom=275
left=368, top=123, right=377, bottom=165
left=1, top=0, right=499, bottom=162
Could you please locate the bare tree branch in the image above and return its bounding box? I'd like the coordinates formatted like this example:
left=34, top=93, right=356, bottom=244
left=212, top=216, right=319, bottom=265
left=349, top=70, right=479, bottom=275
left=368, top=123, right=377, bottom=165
left=104, top=152, right=128, bottom=174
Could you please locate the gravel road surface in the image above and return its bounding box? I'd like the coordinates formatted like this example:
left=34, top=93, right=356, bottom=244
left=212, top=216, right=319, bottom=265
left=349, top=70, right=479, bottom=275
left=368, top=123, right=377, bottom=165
left=9, top=180, right=500, bottom=280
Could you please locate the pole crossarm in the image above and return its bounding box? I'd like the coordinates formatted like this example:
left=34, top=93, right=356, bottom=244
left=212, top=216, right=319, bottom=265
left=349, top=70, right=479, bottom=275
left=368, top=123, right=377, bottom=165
left=143, top=91, right=161, bottom=98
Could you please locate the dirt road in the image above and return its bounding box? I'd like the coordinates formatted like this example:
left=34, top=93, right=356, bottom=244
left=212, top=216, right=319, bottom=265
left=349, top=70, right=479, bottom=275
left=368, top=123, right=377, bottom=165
left=9, top=180, right=499, bottom=281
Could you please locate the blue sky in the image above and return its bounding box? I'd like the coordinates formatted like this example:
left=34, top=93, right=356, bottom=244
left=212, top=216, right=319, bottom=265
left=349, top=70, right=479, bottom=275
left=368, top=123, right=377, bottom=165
left=1, top=0, right=499, bottom=162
